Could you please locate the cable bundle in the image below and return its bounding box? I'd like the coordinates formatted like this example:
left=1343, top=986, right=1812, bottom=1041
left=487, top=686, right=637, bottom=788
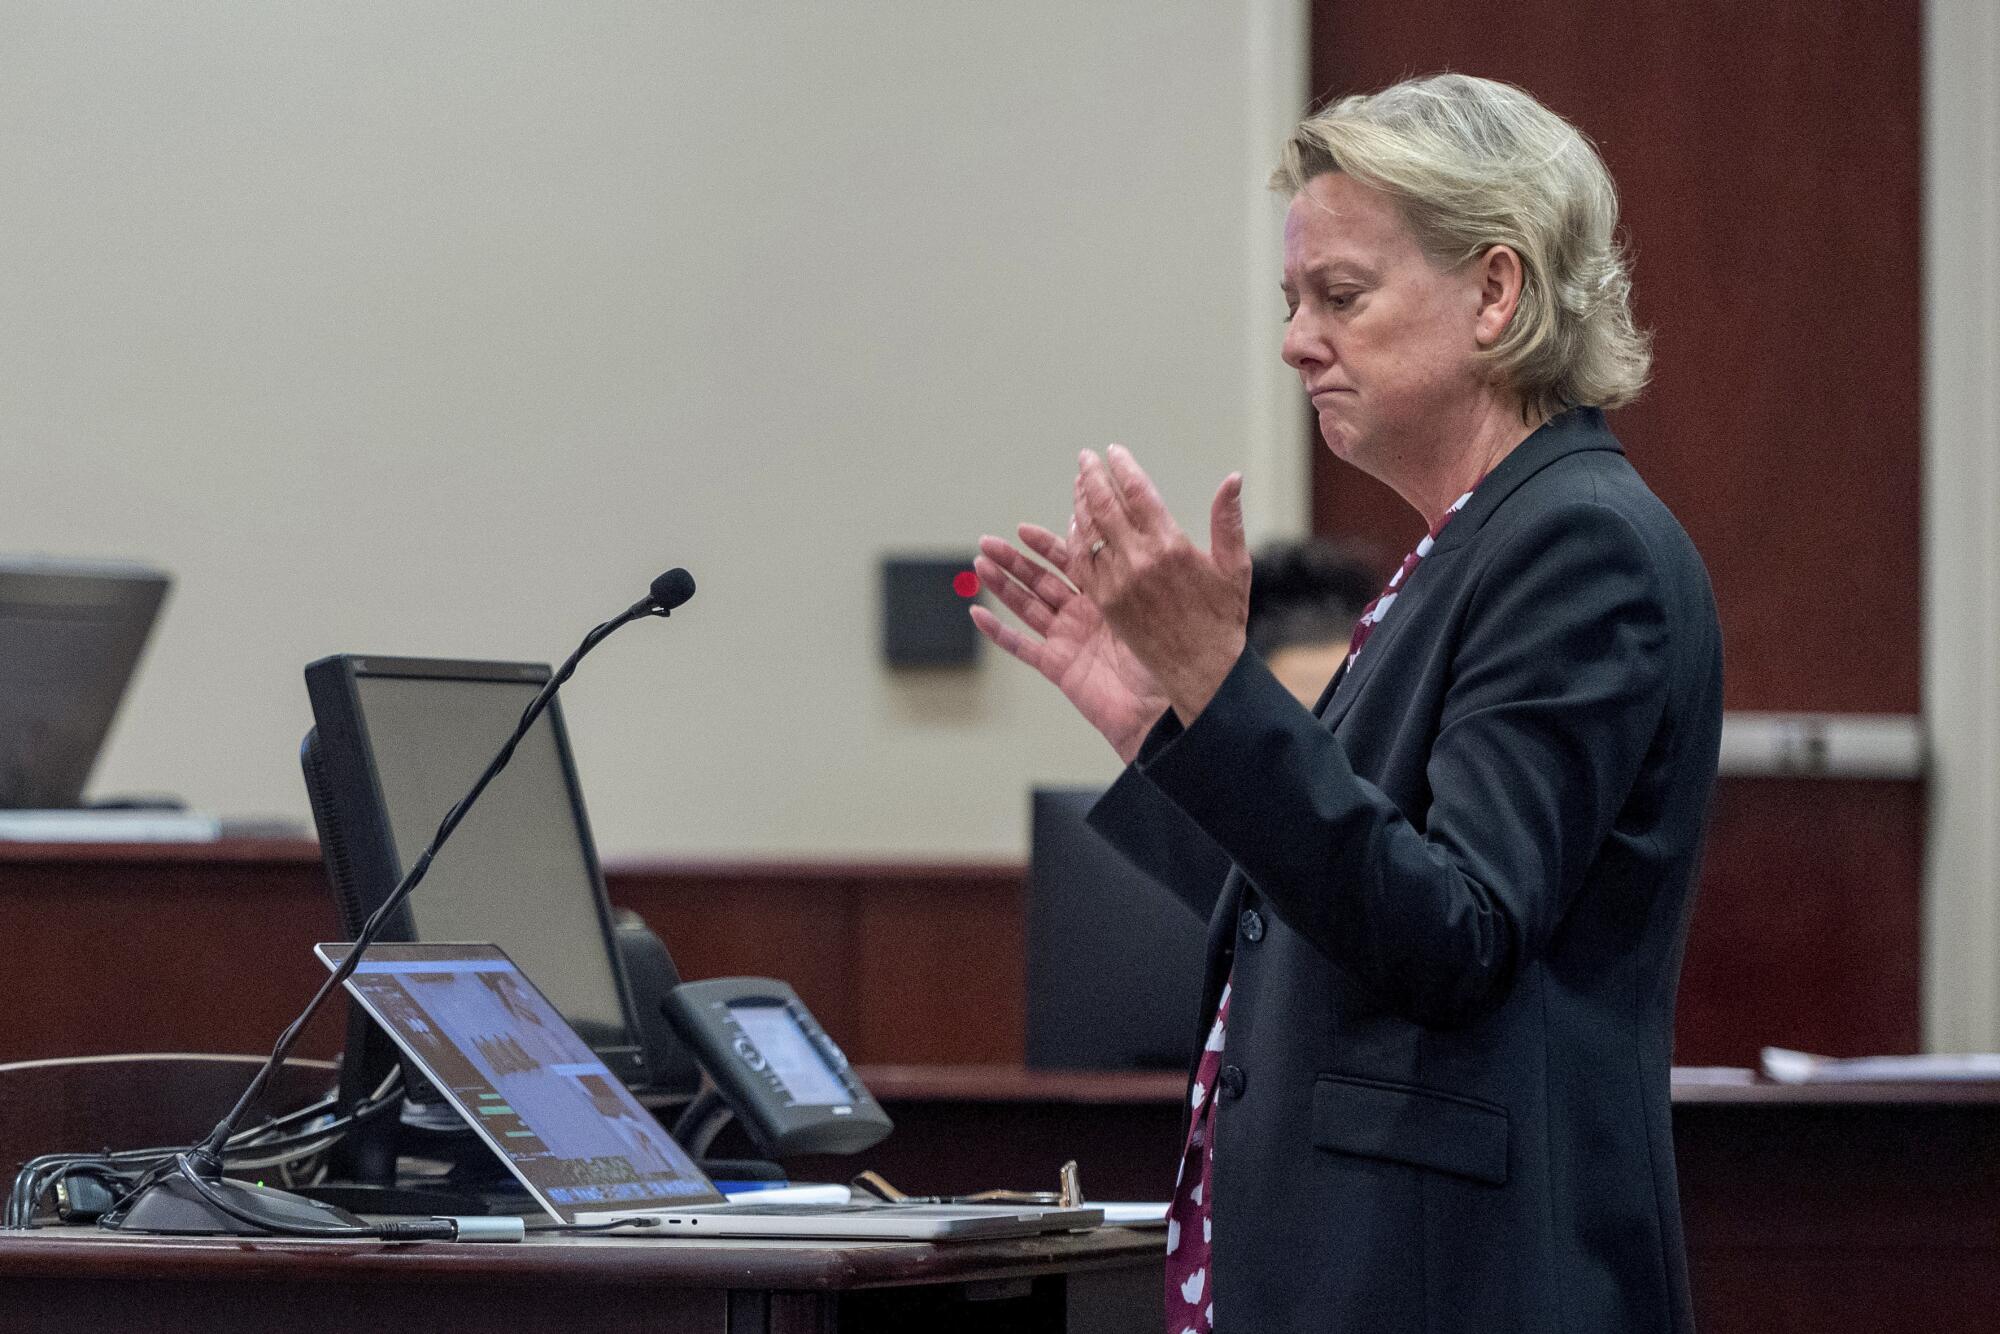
left=5, top=1069, right=400, bottom=1232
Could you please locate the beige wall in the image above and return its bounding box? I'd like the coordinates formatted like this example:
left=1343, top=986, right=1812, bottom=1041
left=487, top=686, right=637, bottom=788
left=0, top=2, right=1308, bottom=859
left=1924, top=0, right=2000, bottom=1049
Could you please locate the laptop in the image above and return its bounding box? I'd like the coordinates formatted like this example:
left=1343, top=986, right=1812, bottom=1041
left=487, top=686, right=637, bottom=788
left=318, top=941, right=1102, bottom=1240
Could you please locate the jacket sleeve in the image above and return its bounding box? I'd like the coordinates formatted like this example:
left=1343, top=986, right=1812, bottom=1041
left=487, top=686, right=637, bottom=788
left=1085, top=721, right=1237, bottom=924
left=1132, top=499, right=1671, bottom=1025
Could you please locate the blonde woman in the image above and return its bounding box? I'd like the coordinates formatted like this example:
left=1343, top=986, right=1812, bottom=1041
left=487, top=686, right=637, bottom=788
left=976, top=74, right=1719, bottom=1333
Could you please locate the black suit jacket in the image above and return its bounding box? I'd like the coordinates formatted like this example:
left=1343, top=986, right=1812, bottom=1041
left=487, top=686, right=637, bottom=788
left=1090, top=409, right=1721, bottom=1333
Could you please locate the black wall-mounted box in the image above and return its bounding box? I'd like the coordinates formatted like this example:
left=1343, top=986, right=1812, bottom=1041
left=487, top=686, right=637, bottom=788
left=881, top=555, right=981, bottom=668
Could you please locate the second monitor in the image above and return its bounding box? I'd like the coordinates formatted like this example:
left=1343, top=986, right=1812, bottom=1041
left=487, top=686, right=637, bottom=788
left=1025, top=787, right=1208, bottom=1071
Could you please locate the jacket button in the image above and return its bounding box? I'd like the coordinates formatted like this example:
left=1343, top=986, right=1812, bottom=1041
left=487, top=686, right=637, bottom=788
left=1219, top=1065, right=1247, bottom=1100
left=1239, top=909, right=1265, bottom=943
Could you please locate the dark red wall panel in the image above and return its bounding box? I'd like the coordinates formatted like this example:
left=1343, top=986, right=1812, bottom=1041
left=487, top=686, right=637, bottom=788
left=1305, top=0, right=1923, bottom=715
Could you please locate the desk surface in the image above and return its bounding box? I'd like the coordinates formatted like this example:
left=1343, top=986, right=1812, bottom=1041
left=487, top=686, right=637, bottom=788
left=0, top=1223, right=1161, bottom=1291
left=853, top=1062, right=2000, bottom=1107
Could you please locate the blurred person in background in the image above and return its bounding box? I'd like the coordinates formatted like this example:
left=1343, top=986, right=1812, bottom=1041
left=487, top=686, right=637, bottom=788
left=1247, top=539, right=1377, bottom=707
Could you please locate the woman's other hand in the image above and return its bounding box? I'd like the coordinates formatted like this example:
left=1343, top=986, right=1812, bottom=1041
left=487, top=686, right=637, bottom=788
left=1071, top=445, right=1251, bottom=724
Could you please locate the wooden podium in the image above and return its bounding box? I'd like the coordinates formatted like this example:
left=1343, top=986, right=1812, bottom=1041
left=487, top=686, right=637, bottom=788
left=0, top=1053, right=1159, bottom=1334
left=0, top=1227, right=1165, bottom=1334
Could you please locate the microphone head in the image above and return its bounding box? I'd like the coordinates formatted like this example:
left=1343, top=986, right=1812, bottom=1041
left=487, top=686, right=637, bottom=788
left=649, top=567, right=696, bottom=612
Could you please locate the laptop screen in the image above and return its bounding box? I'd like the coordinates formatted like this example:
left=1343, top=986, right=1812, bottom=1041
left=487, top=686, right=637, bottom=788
left=320, top=942, right=724, bottom=1220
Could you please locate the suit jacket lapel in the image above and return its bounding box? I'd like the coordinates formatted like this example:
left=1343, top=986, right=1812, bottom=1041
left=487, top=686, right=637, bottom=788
left=1311, top=659, right=1348, bottom=719
left=1312, top=408, right=1626, bottom=734
left=1317, top=578, right=1429, bottom=734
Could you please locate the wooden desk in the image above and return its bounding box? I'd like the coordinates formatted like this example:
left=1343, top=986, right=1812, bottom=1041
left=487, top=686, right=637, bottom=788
left=1672, top=1080, right=2000, bottom=1334
left=0, top=1226, right=1164, bottom=1334
left=819, top=1067, right=2000, bottom=1334
left=0, top=1055, right=1166, bottom=1333
left=11, top=1066, right=1987, bottom=1332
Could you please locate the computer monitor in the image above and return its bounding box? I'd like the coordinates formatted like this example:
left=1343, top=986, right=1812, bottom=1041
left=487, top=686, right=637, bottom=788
left=1024, top=787, right=1208, bottom=1071
left=300, top=655, right=696, bottom=1151
left=0, top=557, right=170, bottom=809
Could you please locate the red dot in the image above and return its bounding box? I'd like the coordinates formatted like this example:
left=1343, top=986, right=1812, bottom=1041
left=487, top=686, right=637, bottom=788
left=953, top=570, right=981, bottom=598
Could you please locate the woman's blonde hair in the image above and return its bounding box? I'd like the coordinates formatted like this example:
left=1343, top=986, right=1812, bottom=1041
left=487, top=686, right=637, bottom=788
left=1274, top=74, right=1651, bottom=418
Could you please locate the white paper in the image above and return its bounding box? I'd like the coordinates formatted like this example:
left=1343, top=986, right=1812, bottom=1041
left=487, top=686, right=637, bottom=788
left=0, top=810, right=221, bottom=842
left=1761, top=1046, right=2000, bottom=1083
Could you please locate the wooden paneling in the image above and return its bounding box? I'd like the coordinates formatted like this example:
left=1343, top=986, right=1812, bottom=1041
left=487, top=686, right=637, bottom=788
left=822, top=1075, right=2000, bottom=1334
left=0, top=841, right=348, bottom=1063
left=1677, top=778, right=1925, bottom=1064
left=0, top=1054, right=338, bottom=1187
left=8, top=1046, right=1993, bottom=1334
left=608, top=865, right=874, bottom=1058
left=610, top=862, right=1026, bottom=1067
left=852, top=880, right=1024, bottom=1064
left=1674, top=1098, right=2000, bottom=1333
left=1305, top=0, right=1924, bottom=716
left=0, top=830, right=1919, bottom=1070
left=611, top=784, right=1932, bottom=1071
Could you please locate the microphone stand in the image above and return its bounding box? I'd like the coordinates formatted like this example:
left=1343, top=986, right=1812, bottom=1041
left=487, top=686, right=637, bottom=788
left=103, top=572, right=694, bottom=1236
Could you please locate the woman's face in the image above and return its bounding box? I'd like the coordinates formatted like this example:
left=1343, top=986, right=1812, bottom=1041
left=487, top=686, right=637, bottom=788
left=1281, top=172, right=1491, bottom=480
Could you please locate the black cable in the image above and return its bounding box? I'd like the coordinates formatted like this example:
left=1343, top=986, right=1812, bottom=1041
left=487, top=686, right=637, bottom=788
left=524, top=1216, right=662, bottom=1233
left=10, top=1149, right=177, bottom=1230
left=174, top=1156, right=366, bottom=1236
left=11, top=1084, right=401, bottom=1228
left=6, top=1071, right=402, bottom=1230
left=230, top=1091, right=341, bottom=1139
left=83, top=1160, right=178, bottom=1232
left=220, top=1083, right=401, bottom=1160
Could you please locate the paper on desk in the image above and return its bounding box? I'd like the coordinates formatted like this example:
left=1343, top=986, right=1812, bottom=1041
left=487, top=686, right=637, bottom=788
left=1761, top=1047, right=2000, bottom=1083
left=0, top=810, right=221, bottom=842
left=716, top=1187, right=1166, bottom=1225
left=720, top=1183, right=852, bottom=1205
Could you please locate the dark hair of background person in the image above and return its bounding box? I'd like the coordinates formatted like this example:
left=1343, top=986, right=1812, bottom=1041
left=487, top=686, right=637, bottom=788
left=1247, top=539, right=1377, bottom=658
left=1247, top=539, right=1381, bottom=707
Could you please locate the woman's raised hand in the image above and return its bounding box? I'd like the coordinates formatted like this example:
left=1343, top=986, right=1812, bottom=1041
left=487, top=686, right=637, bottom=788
left=1068, top=446, right=1250, bottom=724
left=970, top=523, right=1169, bottom=764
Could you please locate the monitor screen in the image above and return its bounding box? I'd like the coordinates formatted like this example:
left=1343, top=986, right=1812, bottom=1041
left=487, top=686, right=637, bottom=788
left=302, top=656, right=646, bottom=1081
left=0, top=557, right=169, bottom=809
left=1025, top=787, right=1208, bottom=1070
left=726, top=1002, right=850, bottom=1106
left=352, top=672, right=630, bottom=1048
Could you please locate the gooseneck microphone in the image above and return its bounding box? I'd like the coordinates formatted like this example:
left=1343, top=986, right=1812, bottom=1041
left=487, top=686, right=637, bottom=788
left=648, top=567, right=697, bottom=613
left=101, top=568, right=696, bottom=1237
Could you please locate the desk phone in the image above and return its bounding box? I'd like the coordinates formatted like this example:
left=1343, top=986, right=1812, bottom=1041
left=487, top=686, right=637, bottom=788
left=664, top=977, right=893, bottom=1156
